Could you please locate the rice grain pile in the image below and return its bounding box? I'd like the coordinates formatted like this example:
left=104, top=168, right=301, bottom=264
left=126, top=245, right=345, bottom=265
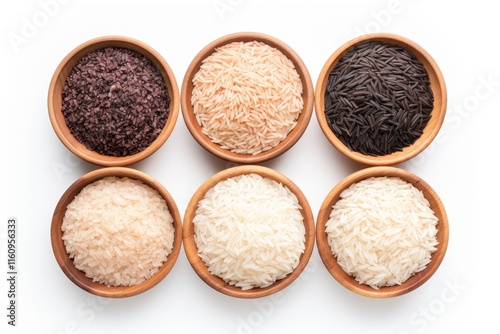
left=191, top=41, right=303, bottom=155
left=324, top=41, right=434, bottom=156
left=62, top=47, right=170, bottom=157
left=193, top=173, right=305, bottom=290
left=325, top=176, right=438, bottom=289
left=62, top=177, right=175, bottom=287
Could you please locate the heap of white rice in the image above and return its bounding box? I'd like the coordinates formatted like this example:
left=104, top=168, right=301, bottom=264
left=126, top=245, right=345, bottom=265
left=193, top=173, right=305, bottom=290
left=325, top=176, right=439, bottom=289
left=62, top=176, right=175, bottom=287
left=191, top=41, right=304, bottom=155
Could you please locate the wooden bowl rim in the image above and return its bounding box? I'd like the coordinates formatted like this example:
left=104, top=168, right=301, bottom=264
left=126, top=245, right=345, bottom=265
left=182, top=165, right=315, bottom=298
left=316, top=166, right=449, bottom=298
left=47, top=35, right=180, bottom=167
left=181, top=31, right=314, bottom=164
left=315, top=33, right=447, bottom=166
left=50, top=167, right=183, bottom=298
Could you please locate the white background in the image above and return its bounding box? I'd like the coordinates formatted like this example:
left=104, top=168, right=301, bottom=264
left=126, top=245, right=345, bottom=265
left=1, top=0, right=498, bottom=333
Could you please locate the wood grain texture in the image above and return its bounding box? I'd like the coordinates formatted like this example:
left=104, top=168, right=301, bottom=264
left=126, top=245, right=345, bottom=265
left=50, top=167, right=183, bottom=298
left=314, top=33, right=447, bottom=166
left=180, top=32, right=314, bottom=164
left=316, top=166, right=449, bottom=298
left=47, top=36, right=179, bottom=167
left=183, top=165, right=315, bottom=298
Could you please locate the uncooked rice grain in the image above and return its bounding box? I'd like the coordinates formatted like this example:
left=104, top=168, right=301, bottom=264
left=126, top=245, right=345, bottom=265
left=62, top=47, right=170, bottom=157
left=325, top=176, right=438, bottom=289
left=191, top=41, right=303, bottom=155
left=324, top=41, right=434, bottom=156
left=193, top=173, right=305, bottom=290
left=62, top=176, right=175, bottom=287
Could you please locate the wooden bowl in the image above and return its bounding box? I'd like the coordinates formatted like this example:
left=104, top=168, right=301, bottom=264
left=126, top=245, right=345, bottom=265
left=316, top=166, right=449, bottom=298
left=183, top=165, right=315, bottom=298
left=51, top=167, right=183, bottom=298
left=48, top=36, right=179, bottom=167
left=315, top=33, right=447, bottom=166
left=181, top=32, right=314, bottom=164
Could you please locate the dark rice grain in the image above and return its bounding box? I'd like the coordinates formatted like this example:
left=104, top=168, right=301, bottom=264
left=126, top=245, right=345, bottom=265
left=62, top=47, right=170, bottom=157
left=324, top=41, right=434, bottom=156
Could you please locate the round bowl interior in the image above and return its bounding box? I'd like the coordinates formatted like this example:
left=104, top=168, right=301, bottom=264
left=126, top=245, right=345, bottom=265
left=51, top=167, right=183, bottom=298
left=183, top=165, right=315, bottom=298
left=181, top=32, right=314, bottom=164
left=48, top=36, right=180, bottom=167
left=316, top=166, right=449, bottom=298
left=315, top=33, right=447, bottom=166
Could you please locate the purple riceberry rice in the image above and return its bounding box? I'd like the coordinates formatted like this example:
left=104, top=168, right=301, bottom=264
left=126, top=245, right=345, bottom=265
left=62, top=47, right=170, bottom=157
left=324, top=41, right=434, bottom=156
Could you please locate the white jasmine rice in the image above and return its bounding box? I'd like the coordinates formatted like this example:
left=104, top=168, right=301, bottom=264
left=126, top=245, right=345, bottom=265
left=325, top=176, right=439, bottom=289
left=193, top=173, right=305, bottom=290
left=62, top=176, right=175, bottom=287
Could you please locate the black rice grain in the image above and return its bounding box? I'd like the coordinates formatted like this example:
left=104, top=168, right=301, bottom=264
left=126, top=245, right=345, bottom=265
left=324, top=41, right=434, bottom=156
left=62, top=47, right=170, bottom=157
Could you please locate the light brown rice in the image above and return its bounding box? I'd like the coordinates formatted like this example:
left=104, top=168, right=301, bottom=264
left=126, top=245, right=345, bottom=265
left=191, top=41, right=303, bottom=155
